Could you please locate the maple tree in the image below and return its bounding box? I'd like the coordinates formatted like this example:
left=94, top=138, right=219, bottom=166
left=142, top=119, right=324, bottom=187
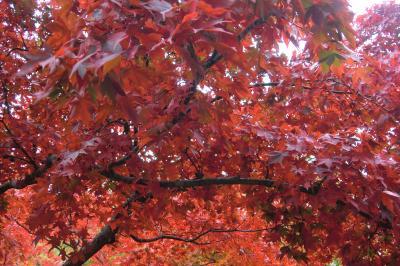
left=1, top=0, right=399, bottom=265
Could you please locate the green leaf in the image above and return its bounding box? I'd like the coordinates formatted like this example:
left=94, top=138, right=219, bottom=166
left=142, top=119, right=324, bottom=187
left=48, top=87, right=64, bottom=100
left=319, top=50, right=345, bottom=73
left=302, top=0, right=313, bottom=9
left=87, top=85, right=97, bottom=102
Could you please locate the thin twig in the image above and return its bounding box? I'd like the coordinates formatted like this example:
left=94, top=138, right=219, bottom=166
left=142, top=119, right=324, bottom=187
left=0, top=120, right=37, bottom=169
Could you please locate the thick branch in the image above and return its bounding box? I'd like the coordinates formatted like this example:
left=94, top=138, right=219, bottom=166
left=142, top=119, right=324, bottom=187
left=109, top=154, right=132, bottom=169
left=101, top=169, right=388, bottom=228
left=0, top=155, right=55, bottom=195
left=159, top=177, right=274, bottom=188
left=130, top=227, right=270, bottom=245
left=100, top=170, right=135, bottom=184
left=100, top=171, right=277, bottom=189
left=62, top=225, right=116, bottom=266
left=62, top=191, right=150, bottom=266
left=100, top=171, right=328, bottom=196
left=251, top=82, right=280, bottom=87
left=203, top=49, right=223, bottom=70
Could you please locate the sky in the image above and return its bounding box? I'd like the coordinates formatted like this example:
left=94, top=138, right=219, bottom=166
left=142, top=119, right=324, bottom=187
left=349, top=0, right=400, bottom=14
left=277, top=0, right=399, bottom=58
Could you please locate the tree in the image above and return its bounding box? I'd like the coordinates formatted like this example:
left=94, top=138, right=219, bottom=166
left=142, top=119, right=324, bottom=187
left=0, top=0, right=399, bottom=265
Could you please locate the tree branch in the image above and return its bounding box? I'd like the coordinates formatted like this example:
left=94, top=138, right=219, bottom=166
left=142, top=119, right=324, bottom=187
left=108, top=154, right=132, bottom=169
left=159, top=177, right=274, bottom=188
left=62, top=225, right=116, bottom=266
left=202, top=49, right=223, bottom=70
left=1, top=120, right=38, bottom=169
left=99, top=171, right=328, bottom=196
left=99, top=170, right=135, bottom=184
left=4, top=47, right=28, bottom=57
left=130, top=227, right=271, bottom=245
left=62, top=191, right=151, bottom=266
left=299, top=176, right=328, bottom=195
left=250, top=82, right=280, bottom=87
left=2, top=154, right=32, bottom=164
left=167, top=14, right=272, bottom=130
left=0, top=155, right=55, bottom=195
left=99, top=154, right=135, bottom=183
left=2, top=81, right=11, bottom=114
left=238, top=18, right=266, bottom=41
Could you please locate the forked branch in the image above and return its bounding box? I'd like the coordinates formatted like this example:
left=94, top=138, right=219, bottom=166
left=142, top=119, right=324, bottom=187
left=0, top=155, right=55, bottom=195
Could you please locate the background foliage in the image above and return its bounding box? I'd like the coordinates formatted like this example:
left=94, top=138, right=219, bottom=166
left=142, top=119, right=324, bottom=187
left=0, top=0, right=399, bottom=265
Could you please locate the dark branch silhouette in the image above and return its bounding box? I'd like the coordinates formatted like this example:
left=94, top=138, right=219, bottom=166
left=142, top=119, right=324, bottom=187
left=130, top=227, right=271, bottom=245
left=0, top=155, right=55, bottom=195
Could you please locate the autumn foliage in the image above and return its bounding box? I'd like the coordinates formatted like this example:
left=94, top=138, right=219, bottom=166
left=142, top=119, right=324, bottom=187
left=1, top=0, right=399, bottom=265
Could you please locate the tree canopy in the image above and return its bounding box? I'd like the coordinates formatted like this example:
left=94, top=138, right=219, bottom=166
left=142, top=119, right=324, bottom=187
left=0, top=0, right=399, bottom=265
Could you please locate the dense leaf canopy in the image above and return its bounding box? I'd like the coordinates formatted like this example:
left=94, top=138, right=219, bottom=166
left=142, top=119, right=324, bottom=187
left=0, top=0, right=399, bottom=265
